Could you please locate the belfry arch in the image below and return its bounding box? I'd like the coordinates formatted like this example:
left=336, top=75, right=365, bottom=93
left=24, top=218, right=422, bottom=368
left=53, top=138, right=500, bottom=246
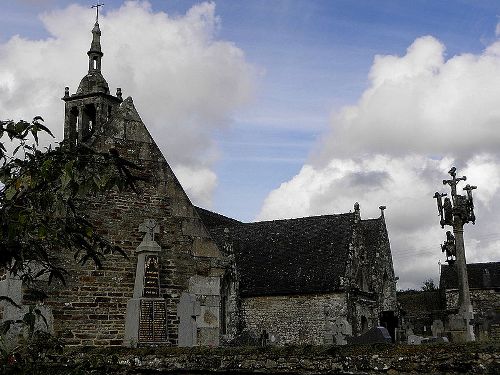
left=62, top=20, right=121, bottom=148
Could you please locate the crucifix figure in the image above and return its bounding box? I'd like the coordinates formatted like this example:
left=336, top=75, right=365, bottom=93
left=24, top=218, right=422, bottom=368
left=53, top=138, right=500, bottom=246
left=139, top=219, right=160, bottom=242
left=442, top=166, right=467, bottom=206
left=91, top=2, right=104, bottom=23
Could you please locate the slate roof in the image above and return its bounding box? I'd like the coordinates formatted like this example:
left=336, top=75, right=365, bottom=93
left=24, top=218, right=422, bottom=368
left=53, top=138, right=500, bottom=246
left=195, top=206, right=241, bottom=229
left=197, top=207, right=360, bottom=297
left=440, top=262, right=500, bottom=289
left=397, top=290, right=443, bottom=318
left=361, top=219, right=383, bottom=263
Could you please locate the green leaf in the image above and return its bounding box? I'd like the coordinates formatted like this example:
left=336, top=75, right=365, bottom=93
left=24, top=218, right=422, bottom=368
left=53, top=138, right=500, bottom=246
left=38, top=225, right=47, bottom=239
left=5, top=186, right=16, bottom=200
left=60, top=170, right=72, bottom=189
left=86, top=226, right=93, bottom=237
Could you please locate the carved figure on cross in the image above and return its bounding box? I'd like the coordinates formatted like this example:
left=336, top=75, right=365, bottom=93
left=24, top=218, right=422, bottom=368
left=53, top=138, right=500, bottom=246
left=139, top=219, right=159, bottom=242
left=91, top=2, right=104, bottom=23
left=442, top=166, right=466, bottom=204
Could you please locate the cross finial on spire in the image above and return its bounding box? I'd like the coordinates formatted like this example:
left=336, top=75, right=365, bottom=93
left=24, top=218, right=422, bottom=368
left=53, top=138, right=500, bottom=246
left=91, top=2, right=104, bottom=23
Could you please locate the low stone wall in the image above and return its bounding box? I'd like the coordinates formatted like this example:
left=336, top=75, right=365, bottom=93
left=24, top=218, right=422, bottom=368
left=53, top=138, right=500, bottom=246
left=20, top=343, right=500, bottom=374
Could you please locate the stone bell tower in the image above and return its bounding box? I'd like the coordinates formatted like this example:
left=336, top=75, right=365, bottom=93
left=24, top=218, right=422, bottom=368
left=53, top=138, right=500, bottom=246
left=62, top=18, right=122, bottom=148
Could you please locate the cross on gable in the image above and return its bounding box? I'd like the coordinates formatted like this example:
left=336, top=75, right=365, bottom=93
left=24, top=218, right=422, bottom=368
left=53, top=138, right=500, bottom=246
left=91, top=2, right=104, bottom=22
left=139, top=219, right=160, bottom=242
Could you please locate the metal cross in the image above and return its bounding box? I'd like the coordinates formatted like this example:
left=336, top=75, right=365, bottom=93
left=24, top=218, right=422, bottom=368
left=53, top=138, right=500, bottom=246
left=91, top=2, right=104, bottom=23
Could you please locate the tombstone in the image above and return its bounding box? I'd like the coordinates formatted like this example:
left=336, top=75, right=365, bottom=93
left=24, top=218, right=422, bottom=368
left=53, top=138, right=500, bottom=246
left=408, top=334, right=424, bottom=345
left=124, top=219, right=167, bottom=347
left=0, top=274, right=55, bottom=350
left=431, top=319, right=444, bottom=337
left=347, top=326, right=392, bottom=345
left=332, top=318, right=352, bottom=345
left=448, top=314, right=467, bottom=331
left=259, top=329, right=269, bottom=346
left=176, top=292, right=201, bottom=347
left=187, top=275, right=221, bottom=346
left=422, top=336, right=449, bottom=344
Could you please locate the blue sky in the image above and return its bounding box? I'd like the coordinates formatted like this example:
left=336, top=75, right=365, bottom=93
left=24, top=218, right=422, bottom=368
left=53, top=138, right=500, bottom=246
left=3, top=1, right=500, bottom=220
left=2, top=1, right=500, bottom=288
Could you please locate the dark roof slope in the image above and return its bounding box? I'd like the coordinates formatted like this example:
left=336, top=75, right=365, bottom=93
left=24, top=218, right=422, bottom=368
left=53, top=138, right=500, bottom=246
left=397, top=290, right=443, bottom=317
left=440, top=262, right=500, bottom=289
left=207, top=213, right=356, bottom=297
left=194, top=206, right=241, bottom=229
left=361, top=219, right=383, bottom=262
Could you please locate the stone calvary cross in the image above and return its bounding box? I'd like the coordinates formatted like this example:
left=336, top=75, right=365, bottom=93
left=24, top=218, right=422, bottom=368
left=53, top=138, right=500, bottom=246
left=139, top=219, right=160, bottom=242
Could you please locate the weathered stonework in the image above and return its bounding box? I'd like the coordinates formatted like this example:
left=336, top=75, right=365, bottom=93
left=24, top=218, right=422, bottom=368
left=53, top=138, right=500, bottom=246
left=441, top=262, right=500, bottom=342
left=201, top=204, right=398, bottom=345
left=445, top=289, right=500, bottom=341
left=241, top=293, right=347, bottom=345
left=0, top=19, right=400, bottom=349
left=0, top=20, right=225, bottom=348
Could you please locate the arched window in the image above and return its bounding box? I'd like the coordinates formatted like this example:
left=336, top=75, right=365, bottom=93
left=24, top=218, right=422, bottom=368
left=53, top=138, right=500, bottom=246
left=69, top=107, right=79, bottom=146
left=82, top=104, right=97, bottom=140
left=357, top=268, right=368, bottom=292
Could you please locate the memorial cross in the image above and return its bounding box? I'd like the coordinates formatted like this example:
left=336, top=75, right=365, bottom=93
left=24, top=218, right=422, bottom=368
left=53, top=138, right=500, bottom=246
left=139, top=219, right=160, bottom=242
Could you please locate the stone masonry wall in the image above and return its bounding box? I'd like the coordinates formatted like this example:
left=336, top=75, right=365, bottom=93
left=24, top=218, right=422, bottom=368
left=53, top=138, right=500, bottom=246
left=39, top=183, right=197, bottom=346
left=445, top=288, right=500, bottom=341
left=445, top=289, right=500, bottom=312
left=30, top=96, right=224, bottom=347
left=13, top=343, right=500, bottom=375
left=241, top=293, right=346, bottom=345
left=36, top=124, right=222, bottom=347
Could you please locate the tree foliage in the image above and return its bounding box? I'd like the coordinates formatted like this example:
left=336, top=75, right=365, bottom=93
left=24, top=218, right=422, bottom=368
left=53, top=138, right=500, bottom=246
left=421, top=278, right=437, bottom=291
left=0, top=117, right=143, bottom=290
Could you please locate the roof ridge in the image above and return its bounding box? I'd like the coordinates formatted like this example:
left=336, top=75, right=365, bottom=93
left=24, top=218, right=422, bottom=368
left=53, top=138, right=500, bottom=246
left=246, top=212, right=355, bottom=225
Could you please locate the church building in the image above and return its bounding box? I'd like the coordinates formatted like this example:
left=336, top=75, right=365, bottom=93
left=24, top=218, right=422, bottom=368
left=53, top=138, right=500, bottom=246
left=0, top=19, right=397, bottom=347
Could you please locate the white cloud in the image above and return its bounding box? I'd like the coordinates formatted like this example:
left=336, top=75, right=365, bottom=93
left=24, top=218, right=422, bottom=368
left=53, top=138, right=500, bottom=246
left=259, top=34, right=500, bottom=289
left=314, top=36, right=500, bottom=161
left=174, top=165, right=217, bottom=208
left=0, top=1, right=255, bottom=206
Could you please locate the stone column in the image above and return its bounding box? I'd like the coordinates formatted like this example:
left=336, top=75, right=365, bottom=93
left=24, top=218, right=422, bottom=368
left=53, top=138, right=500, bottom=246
left=453, top=219, right=475, bottom=342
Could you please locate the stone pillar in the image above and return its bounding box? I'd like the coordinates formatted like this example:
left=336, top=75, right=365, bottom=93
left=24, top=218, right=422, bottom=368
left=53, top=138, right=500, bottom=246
left=124, top=219, right=167, bottom=347
left=453, top=219, right=475, bottom=342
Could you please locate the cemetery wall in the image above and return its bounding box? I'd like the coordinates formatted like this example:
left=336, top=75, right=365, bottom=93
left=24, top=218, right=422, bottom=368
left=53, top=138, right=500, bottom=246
left=13, top=343, right=500, bottom=375
left=241, top=293, right=346, bottom=345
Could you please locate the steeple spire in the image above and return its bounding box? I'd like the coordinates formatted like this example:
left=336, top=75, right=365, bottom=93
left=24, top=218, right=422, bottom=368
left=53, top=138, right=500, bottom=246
left=88, top=3, right=104, bottom=72
left=88, top=21, right=103, bottom=72
left=62, top=5, right=122, bottom=149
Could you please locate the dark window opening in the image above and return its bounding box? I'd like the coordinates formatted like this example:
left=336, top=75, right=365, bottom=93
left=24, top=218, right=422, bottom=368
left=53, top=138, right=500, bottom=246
left=361, top=316, right=368, bottom=333
left=221, top=295, right=227, bottom=335
left=357, top=268, right=368, bottom=292
left=220, top=276, right=231, bottom=335
left=81, top=104, right=97, bottom=141
left=69, top=107, right=79, bottom=147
